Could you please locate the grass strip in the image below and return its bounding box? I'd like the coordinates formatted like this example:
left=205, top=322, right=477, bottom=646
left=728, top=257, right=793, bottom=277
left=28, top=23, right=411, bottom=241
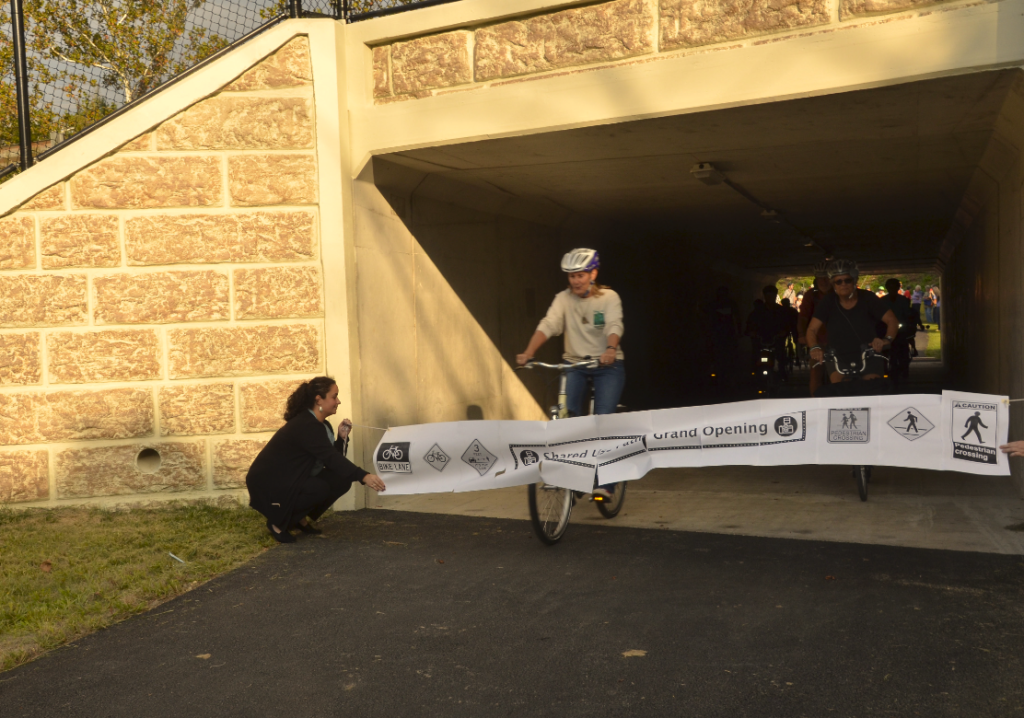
left=925, top=329, right=942, bottom=360
left=0, top=502, right=275, bottom=672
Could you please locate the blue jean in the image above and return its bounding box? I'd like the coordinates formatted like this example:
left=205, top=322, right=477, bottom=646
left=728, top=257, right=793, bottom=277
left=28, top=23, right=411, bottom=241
left=925, top=305, right=933, bottom=323
left=566, top=361, right=625, bottom=417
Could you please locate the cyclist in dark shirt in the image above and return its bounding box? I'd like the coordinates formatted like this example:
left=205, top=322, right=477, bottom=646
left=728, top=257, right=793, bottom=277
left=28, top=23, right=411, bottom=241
left=799, top=260, right=832, bottom=396
left=882, top=278, right=913, bottom=386
left=706, top=285, right=741, bottom=393
left=806, top=259, right=899, bottom=387
left=746, top=286, right=789, bottom=382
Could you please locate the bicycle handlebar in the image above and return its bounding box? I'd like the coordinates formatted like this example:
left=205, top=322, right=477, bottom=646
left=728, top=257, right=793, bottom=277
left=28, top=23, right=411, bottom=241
left=814, top=346, right=889, bottom=373
left=518, top=358, right=599, bottom=371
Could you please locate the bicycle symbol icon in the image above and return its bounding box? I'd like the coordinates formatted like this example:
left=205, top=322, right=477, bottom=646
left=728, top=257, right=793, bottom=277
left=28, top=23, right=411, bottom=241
left=382, top=446, right=404, bottom=461
left=426, top=450, right=447, bottom=464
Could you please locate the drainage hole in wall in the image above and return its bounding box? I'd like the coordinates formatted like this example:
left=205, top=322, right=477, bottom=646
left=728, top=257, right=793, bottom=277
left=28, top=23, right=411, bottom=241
left=137, top=448, right=162, bottom=474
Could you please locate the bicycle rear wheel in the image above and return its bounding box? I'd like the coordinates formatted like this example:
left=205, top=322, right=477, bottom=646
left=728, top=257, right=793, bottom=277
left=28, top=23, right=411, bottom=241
left=528, top=482, right=573, bottom=544
left=596, top=482, right=627, bottom=518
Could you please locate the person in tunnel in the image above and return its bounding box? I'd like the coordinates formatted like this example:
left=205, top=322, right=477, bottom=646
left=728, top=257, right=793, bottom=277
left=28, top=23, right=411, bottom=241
left=245, top=376, right=387, bottom=543
left=779, top=297, right=799, bottom=375
left=746, top=286, right=789, bottom=387
left=705, top=285, right=742, bottom=395
left=882, top=278, right=913, bottom=388
left=516, top=249, right=625, bottom=495
left=799, top=260, right=832, bottom=396
left=806, top=259, right=899, bottom=391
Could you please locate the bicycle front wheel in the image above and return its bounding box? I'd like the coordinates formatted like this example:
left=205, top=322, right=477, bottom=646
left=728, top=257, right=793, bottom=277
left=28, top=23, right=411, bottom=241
left=854, top=466, right=869, bottom=502
left=596, top=482, right=627, bottom=518
left=528, top=482, right=573, bottom=545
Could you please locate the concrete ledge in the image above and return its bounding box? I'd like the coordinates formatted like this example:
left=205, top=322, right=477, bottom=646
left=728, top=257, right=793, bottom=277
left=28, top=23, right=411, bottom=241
left=349, top=0, right=1024, bottom=173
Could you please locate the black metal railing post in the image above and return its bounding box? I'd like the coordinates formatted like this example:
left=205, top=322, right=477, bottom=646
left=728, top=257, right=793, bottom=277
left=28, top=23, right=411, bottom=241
left=288, top=0, right=302, bottom=18
left=10, top=0, right=33, bottom=170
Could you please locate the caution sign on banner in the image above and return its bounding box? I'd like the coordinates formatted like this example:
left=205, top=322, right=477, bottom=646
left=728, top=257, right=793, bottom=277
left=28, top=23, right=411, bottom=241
left=950, top=399, right=999, bottom=465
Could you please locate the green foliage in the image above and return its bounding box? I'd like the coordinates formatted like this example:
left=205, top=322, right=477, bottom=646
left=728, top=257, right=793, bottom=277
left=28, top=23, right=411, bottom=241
left=2, top=0, right=229, bottom=176
left=776, top=272, right=942, bottom=298
left=926, top=330, right=942, bottom=360
left=0, top=502, right=274, bottom=672
left=26, top=0, right=230, bottom=104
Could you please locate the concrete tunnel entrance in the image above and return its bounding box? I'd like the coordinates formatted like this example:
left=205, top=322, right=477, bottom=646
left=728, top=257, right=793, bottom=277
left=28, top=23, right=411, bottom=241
left=360, top=68, right=1024, bottom=545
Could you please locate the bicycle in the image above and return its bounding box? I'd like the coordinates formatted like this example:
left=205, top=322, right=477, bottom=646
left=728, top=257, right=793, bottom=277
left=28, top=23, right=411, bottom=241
left=754, top=338, right=783, bottom=397
left=516, top=358, right=627, bottom=544
left=814, top=346, right=890, bottom=502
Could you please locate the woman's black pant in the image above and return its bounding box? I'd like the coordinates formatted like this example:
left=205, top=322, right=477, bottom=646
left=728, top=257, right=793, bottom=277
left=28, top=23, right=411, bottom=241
left=287, top=468, right=354, bottom=528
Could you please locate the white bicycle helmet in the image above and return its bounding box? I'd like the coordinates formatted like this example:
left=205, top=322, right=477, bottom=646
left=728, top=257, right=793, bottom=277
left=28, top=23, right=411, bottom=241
left=812, top=259, right=830, bottom=278
left=561, top=248, right=600, bottom=273
left=827, top=258, right=859, bottom=280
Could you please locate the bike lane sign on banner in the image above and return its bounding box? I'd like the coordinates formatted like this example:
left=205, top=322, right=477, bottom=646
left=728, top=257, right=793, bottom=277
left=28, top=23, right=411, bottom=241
left=942, top=390, right=1008, bottom=475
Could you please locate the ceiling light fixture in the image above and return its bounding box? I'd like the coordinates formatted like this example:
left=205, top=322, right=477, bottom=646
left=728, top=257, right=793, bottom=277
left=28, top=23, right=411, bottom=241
left=691, top=161, right=828, bottom=255
left=690, top=162, right=725, bottom=186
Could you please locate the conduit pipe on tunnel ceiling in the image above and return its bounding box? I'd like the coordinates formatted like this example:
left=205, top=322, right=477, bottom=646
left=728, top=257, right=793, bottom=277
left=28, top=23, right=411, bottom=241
left=689, top=162, right=831, bottom=258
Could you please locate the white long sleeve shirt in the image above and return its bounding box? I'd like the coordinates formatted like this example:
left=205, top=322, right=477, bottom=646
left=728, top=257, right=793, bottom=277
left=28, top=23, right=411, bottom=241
left=536, top=288, right=624, bottom=362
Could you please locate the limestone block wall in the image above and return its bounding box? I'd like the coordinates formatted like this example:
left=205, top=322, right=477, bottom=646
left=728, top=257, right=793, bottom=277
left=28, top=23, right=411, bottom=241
left=0, top=37, right=327, bottom=508
left=368, top=0, right=988, bottom=104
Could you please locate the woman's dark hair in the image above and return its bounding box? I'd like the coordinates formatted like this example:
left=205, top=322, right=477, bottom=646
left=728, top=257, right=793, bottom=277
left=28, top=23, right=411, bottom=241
left=283, top=376, right=336, bottom=421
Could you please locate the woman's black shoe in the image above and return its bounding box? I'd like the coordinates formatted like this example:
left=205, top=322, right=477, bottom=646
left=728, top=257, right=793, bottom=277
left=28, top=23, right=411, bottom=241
left=268, top=520, right=296, bottom=543
left=297, top=521, right=322, bottom=535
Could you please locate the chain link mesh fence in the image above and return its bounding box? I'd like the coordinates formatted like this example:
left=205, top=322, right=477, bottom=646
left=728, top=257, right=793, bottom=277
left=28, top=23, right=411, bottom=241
left=1, top=0, right=445, bottom=183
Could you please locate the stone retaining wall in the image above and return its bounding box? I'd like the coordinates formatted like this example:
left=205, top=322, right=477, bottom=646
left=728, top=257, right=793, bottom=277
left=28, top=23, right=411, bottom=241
left=0, top=36, right=324, bottom=507
left=370, top=0, right=987, bottom=103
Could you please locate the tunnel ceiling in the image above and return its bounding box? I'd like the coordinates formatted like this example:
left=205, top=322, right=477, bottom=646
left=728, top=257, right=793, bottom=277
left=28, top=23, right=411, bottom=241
left=383, top=70, right=1020, bottom=275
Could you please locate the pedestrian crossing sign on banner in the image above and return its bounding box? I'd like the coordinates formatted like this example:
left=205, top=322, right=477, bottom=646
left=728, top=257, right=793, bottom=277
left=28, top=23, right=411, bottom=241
left=888, top=407, right=935, bottom=442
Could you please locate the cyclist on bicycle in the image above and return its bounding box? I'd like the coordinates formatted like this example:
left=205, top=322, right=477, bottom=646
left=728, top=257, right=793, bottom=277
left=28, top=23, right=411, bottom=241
left=882, top=278, right=913, bottom=387
left=798, top=259, right=832, bottom=396
left=806, top=259, right=899, bottom=389
left=746, top=285, right=788, bottom=379
left=516, top=248, right=624, bottom=496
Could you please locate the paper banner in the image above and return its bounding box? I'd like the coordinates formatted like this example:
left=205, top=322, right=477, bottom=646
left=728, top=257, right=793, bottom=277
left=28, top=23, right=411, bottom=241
left=371, top=391, right=1011, bottom=494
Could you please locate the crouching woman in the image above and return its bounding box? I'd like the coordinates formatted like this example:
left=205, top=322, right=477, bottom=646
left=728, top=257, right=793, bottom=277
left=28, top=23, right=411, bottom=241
left=246, top=376, right=386, bottom=543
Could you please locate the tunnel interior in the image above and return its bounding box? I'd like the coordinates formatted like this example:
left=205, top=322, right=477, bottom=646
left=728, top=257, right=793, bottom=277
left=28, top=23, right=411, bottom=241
left=363, top=69, right=1024, bottom=467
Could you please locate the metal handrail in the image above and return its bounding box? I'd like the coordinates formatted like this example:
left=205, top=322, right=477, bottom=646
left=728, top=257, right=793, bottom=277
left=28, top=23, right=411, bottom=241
left=2, top=0, right=461, bottom=179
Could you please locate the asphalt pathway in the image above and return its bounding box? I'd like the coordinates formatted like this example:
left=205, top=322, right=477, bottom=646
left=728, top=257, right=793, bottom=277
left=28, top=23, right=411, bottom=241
left=3, top=511, right=1023, bottom=717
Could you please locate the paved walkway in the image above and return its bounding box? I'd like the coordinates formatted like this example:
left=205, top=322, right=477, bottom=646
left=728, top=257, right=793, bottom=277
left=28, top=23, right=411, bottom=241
left=378, top=464, right=1024, bottom=555
left=3, top=511, right=1022, bottom=717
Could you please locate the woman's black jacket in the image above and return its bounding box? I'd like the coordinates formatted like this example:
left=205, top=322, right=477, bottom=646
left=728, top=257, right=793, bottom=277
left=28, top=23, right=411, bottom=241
left=245, top=411, right=369, bottom=527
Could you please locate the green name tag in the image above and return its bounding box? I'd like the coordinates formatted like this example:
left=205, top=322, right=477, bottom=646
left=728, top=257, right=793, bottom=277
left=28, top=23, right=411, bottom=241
left=593, top=311, right=605, bottom=328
